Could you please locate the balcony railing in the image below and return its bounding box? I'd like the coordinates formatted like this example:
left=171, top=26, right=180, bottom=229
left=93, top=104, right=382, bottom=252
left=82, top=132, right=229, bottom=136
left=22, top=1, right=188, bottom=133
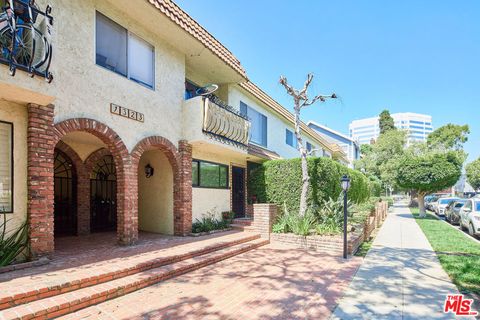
left=0, top=0, right=53, bottom=82
left=202, top=94, right=250, bottom=149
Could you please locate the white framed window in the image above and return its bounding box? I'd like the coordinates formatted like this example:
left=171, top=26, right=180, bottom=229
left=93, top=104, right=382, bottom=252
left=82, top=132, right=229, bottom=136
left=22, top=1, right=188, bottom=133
left=0, top=121, right=13, bottom=213
left=240, top=102, right=267, bottom=147
left=96, top=12, right=155, bottom=89
left=286, top=129, right=297, bottom=148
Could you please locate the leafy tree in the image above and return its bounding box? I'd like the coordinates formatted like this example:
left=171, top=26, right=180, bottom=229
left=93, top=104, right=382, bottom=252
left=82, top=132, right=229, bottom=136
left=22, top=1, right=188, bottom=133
left=427, top=124, right=470, bottom=150
left=355, top=130, right=406, bottom=190
left=396, top=151, right=463, bottom=217
left=379, top=110, right=395, bottom=134
left=466, top=158, right=480, bottom=191
left=360, top=144, right=373, bottom=156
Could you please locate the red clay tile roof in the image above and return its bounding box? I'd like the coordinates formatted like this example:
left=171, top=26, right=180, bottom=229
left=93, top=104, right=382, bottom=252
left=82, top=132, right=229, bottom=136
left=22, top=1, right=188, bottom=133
left=147, top=0, right=247, bottom=79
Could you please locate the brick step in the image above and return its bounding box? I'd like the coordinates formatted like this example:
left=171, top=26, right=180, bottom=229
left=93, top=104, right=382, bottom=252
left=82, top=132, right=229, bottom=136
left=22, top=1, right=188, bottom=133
left=230, top=224, right=255, bottom=232
left=232, top=218, right=253, bottom=226
left=0, top=233, right=261, bottom=311
left=0, top=238, right=269, bottom=320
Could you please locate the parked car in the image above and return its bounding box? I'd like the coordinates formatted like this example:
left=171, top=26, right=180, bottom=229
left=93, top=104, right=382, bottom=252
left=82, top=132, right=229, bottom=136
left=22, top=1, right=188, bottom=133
left=427, top=199, right=438, bottom=212
left=425, top=195, right=440, bottom=211
left=445, top=199, right=467, bottom=225
left=436, top=197, right=460, bottom=216
left=459, top=198, right=480, bottom=237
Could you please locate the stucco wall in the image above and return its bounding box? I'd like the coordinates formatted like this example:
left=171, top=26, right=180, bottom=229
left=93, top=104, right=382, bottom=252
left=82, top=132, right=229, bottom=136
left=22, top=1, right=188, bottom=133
left=138, top=150, right=174, bottom=235
left=0, top=102, right=27, bottom=233
left=227, top=86, right=322, bottom=159
left=191, top=146, right=247, bottom=222
left=0, top=0, right=185, bottom=152
left=192, top=189, right=230, bottom=222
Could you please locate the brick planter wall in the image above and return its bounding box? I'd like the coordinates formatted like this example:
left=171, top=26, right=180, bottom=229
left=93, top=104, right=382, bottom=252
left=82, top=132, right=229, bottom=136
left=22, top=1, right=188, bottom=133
left=252, top=204, right=277, bottom=238
left=271, top=230, right=365, bottom=255
left=261, top=201, right=389, bottom=255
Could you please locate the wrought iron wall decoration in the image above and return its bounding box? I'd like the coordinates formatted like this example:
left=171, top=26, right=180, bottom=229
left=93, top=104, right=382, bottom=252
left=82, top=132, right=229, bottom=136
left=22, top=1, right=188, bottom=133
left=0, top=0, right=53, bottom=82
left=202, top=95, right=251, bottom=149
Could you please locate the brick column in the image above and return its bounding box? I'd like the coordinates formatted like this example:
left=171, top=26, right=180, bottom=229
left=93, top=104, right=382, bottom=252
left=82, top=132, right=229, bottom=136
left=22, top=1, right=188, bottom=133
left=174, top=140, right=192, bottom=236
left=253, top=204, right=277, bottom=239
left=27, top=104, right=55, bottom=257
left=76, top=170, right=90, bottom=235
left=117, top=157, right=138, bottom=245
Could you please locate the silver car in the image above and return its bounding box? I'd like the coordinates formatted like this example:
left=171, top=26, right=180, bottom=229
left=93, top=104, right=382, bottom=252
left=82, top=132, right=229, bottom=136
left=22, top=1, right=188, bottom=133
left=459, top=199, right=480, bottom=237
left=445, top=200, right=466, bottom=225
left=435, top=197, right=460, bottom=216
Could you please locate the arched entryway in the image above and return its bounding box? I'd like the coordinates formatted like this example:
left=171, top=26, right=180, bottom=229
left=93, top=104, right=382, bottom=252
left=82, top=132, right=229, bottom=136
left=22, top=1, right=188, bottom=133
left=131, top=137, right=193, bottom=236
left=27, top=103, right=192, bottom=257
left=53, top=149, right=77, bottom=236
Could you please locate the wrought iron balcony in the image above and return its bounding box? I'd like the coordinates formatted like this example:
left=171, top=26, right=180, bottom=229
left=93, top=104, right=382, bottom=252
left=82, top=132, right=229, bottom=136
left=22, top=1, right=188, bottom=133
left=182, top=95, right=251, bottom=149
left=202, top=95, right=251, bottom=149
left=0, top=0, right=53, bottom=82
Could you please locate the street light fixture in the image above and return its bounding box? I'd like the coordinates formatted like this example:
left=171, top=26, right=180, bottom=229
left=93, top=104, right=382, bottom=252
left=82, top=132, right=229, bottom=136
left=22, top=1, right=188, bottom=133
left=341, top=175, right=351, bottom=259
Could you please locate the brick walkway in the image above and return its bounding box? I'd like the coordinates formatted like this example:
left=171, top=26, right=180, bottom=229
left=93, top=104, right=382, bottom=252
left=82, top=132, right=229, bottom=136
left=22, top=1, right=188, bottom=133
left=60, top=243, right=362, bottom=320
left=0, top=231, right=258, bottom=301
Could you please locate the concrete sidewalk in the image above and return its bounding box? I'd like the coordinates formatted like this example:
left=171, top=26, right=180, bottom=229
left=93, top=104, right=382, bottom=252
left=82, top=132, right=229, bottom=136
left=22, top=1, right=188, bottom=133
left=331, top=203, right=466, bottom=320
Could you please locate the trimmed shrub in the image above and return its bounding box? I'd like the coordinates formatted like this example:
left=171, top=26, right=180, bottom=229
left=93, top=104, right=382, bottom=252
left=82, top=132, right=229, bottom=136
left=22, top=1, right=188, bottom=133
left=248, top=157, right=371, bottom=214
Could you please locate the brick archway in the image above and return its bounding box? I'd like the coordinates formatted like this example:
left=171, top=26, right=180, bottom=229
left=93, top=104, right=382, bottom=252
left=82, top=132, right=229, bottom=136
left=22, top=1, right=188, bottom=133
left=53, top=119, right=135, bottom=246
left=27, top=104, right=136, bottom=257
left=131, top=136, right=192, bottom=235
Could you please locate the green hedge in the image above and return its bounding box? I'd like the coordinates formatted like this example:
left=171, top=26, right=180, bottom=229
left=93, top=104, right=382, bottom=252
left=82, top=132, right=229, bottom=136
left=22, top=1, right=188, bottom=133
left=248, top=157, right=371, bottom=213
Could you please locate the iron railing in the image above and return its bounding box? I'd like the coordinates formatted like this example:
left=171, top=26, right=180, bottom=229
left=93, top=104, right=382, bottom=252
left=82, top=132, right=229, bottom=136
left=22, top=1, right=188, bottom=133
left=202, top=94, right=251, bottom=149
left=0, top=0, right=53, bottom=82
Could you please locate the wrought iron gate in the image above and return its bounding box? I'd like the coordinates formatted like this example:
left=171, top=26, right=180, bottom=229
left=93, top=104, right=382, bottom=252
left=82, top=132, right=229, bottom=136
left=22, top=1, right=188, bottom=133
left=90, top=155, right=117, bottom=232
left=54, top=149, right=77, bottom=235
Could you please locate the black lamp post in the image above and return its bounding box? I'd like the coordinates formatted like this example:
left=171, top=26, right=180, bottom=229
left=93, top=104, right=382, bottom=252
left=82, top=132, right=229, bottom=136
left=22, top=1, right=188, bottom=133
left=341, top=175, right=351, bottom=259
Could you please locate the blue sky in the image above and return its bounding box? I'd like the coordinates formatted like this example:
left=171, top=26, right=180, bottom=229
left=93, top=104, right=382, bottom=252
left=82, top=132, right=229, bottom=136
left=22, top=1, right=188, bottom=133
left=177, top=0, right=479, bottom=162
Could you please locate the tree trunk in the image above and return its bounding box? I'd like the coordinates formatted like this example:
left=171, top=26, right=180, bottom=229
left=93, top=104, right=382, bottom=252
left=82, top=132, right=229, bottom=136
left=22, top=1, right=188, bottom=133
left=299, top=148, right=309, bottom=217
left=294, top=103, right=309, bottom=217
left=418, top=192, right=427, bottom=218
left=278, top=74, right=335, bottom=218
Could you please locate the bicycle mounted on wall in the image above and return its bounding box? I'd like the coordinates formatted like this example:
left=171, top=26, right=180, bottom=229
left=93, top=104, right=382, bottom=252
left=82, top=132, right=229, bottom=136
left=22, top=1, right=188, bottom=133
left=0, top=0, right=53, bottom=82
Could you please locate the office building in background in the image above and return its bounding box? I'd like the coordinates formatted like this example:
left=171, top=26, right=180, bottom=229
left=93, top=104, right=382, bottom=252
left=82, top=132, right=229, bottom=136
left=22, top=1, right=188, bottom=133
left=349, top=112, right=433, bottom=145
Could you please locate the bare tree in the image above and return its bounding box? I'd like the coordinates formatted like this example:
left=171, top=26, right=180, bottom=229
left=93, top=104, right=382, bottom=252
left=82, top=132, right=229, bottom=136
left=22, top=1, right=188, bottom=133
left=279, top=73, right=336, bottom=217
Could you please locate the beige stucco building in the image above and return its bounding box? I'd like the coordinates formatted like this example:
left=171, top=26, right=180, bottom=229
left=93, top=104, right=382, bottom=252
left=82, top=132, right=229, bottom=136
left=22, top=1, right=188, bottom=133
left=0, top=0, right=347, bottom=257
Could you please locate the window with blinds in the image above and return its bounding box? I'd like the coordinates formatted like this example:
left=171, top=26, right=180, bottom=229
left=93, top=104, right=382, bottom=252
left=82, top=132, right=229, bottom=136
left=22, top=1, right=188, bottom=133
left=0, top=121, right=13, bottom=213
left=96, top=12, right=155, bottom=89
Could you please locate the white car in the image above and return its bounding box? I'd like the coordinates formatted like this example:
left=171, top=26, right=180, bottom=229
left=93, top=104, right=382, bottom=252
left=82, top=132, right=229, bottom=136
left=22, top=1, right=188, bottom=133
left=436, top=197, right=460, bottom=216
left=459, top=198, right=480, bottom=237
